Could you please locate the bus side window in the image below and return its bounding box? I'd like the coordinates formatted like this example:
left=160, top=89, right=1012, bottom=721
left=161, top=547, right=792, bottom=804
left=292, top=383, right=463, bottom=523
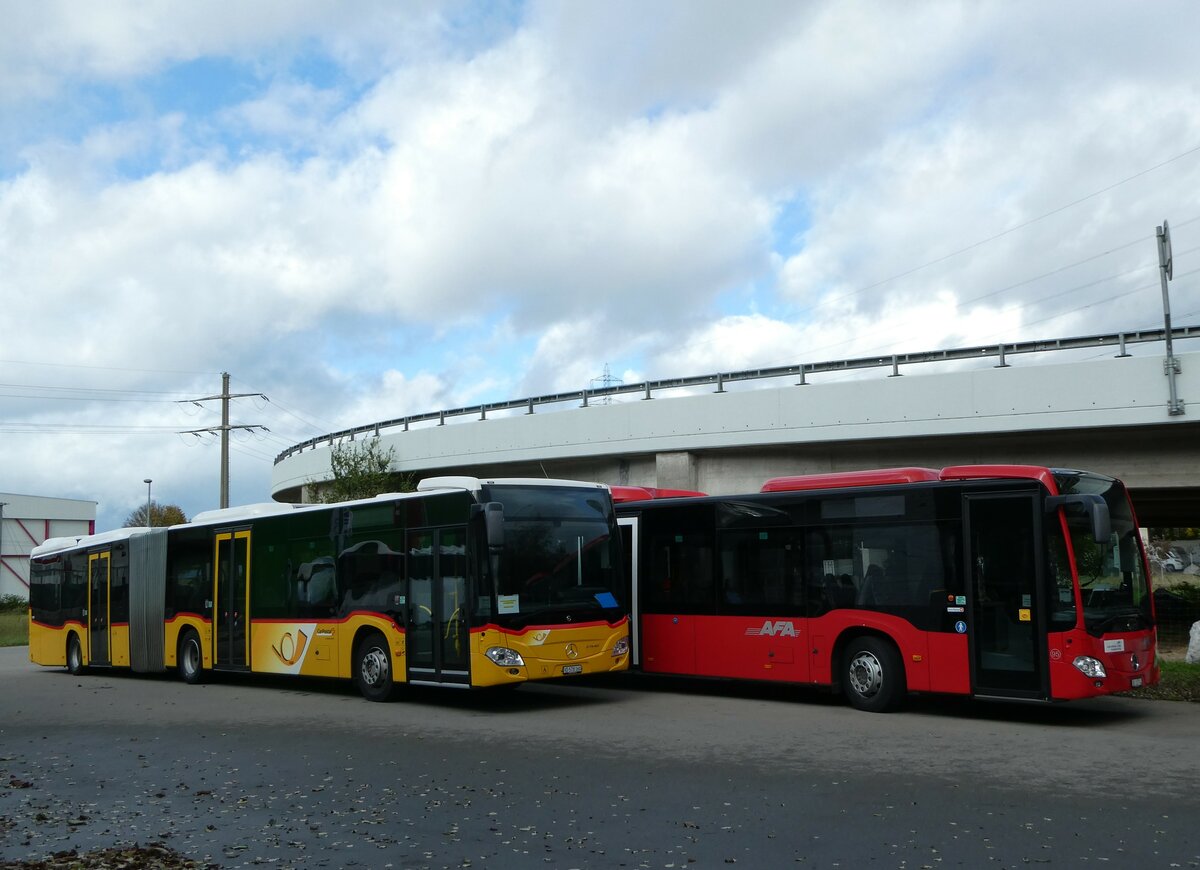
left=647, top=532, right=714, bottom=613
left=288, top=538, right=337, bottom=619
left=804, top=528, right=854, bottom=613
left=716, top=528, right=797, bottom=616
left=167, top=538, right=209, bottom=617
left=339, top=538, right=405, bottom=613
left=30, top=561, right=62, bottom=623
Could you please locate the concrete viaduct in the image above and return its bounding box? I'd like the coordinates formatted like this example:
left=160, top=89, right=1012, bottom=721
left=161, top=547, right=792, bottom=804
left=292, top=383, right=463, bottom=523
left=271, top=331, right=1200, bottom=527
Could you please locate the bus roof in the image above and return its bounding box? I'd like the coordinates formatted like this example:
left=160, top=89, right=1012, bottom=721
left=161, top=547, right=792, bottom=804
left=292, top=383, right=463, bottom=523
left=190, top=502, right=297, bottom=525
left=760, top=465, right=1060, bottom=494
left=760, top=468, right=942, bottom=492
left=610, top=485, right=708, bottom=504
left=31, top=526, right=151, bottom=559
left=418, top=476, right=611, bottom=494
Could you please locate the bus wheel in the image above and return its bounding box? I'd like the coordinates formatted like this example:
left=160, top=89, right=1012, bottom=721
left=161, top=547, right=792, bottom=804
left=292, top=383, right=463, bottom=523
left=66, top=634, right=86, bottom=676
left=178, top=630, right=205, bottom=685
left=354, top=633, right=395, bottom=702
left=843, top=637, right=905, bottom=713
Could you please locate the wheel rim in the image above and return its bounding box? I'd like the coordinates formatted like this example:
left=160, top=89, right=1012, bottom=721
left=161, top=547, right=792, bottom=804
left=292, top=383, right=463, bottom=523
left=184, top=639, right=200, bottom=675
left=69, top=641, right=80, bottom=670
left=360, top=647, right=389, bottom=688
left=848, top=650, right=884, bottom=698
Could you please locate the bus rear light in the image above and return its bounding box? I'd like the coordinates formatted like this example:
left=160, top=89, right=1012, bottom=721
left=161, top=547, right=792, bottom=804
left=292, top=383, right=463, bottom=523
left=612, top=637, right=629, bottom=657
left=486, top=647, right=525, bottom=667
left=1072, top=656, right=1107, bottom=679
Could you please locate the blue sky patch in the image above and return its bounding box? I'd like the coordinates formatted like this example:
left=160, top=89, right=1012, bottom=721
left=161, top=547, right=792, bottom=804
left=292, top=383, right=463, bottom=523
left=770, top=192, right=812, bottom=257
left=144, top=56, right=261, bottom=117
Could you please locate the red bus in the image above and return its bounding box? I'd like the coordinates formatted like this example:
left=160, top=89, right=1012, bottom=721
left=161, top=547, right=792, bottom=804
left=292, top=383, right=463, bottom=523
left=613, top=466, right=1158, bottom=711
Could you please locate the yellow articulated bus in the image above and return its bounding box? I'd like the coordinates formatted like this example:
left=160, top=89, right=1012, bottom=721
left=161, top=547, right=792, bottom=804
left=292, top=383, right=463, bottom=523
left=28, top=477, right=629, bottom=700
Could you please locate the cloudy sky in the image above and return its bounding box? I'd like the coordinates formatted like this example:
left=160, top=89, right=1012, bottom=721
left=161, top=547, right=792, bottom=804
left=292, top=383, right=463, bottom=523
left=3, top=0, right=1199, bottom=531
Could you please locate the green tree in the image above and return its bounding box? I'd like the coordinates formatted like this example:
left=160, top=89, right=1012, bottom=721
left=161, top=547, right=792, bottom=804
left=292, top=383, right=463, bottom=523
left=124, top=502, right=188, bottom=528
left=322, top=437, right=414, bottom=503
left=1150, top=528, right=1200, bottom=540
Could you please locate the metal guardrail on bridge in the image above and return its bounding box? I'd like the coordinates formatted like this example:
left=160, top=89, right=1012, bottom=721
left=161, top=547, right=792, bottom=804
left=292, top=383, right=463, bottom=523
left=274, top=325, right=1200, bottom=464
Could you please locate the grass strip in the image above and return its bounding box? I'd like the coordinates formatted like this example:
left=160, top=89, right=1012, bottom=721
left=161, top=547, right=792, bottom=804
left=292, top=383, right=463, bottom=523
left=0, top=610, right=27, bottom=647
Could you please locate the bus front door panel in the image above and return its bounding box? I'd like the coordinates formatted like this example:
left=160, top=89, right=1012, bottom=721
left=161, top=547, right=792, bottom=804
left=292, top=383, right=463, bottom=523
left=639, top=613, right=696, bottom=674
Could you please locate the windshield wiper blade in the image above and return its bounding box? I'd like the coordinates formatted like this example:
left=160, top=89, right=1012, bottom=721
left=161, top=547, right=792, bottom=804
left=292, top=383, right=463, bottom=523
left=1088, top=609, right=1149, bottom=634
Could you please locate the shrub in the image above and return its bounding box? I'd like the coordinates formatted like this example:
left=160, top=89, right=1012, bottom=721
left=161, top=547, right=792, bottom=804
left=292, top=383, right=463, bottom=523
left=0, top=593, right=28, bottom=613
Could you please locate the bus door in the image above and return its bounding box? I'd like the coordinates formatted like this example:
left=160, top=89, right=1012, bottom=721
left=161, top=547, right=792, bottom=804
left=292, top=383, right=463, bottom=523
left=213, top=530, right=251, bottom=669
left=406, top=527, right=469, bottom=686
left=87, top=551, right=111, bottom=666
left=617, top=516, right=641, bottom=665
left=964, top=492, right=1047, bottom=699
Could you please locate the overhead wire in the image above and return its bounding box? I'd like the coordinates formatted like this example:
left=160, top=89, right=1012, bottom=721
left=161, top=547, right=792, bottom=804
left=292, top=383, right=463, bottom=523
left=0, top=381, right=195, bottom=397
left=0, top=359, right=218, bottom=376
left=826, top=143, right=1200, bottom=304
left=721, top=147, right=1200, bottom=370
left=753, top=220, right=1199, bottom=369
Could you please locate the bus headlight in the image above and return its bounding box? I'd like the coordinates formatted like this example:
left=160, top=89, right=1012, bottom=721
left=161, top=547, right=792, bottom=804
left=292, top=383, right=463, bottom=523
left=612, top=636, right=629, bottom=657
left=1072, top=656, right=1107, bottom=679
left=486, top=647, right=525, bottom=667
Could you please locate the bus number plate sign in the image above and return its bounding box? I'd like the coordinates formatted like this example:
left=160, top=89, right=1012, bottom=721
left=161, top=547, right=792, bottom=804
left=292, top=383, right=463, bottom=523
left=562, top=664, right=583, bottom=675
left=1131, top=677, right=1143, bottom=688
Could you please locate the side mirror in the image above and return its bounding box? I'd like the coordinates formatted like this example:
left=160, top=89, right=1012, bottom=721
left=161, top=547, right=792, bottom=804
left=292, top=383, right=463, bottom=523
left=483, top=502, right=505, bottom=552
left=1045, top=494, right=1111, bottom=544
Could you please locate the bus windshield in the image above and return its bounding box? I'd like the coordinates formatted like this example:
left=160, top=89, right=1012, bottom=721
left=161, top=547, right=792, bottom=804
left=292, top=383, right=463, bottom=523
left=1053, top=472, right=1152, bottom=634
left=484, top=484, right=624, bottom=628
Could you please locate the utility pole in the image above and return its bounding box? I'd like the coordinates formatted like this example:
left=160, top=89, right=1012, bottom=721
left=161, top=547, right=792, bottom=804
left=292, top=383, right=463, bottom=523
left=0, top=503, right=6, bottom=590
left=1157, top=220, right=1185, bottom=416
left=180, top=372, right=268, bottom=508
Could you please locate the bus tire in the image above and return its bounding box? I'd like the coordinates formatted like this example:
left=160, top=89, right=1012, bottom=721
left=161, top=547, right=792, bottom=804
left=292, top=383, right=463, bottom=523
left=354, top=632, right=395, bottom=702
left=178, top=629, right=205, bottom=685
left=843, top=636, right=905, bottom=713
left=66, top=634, right=86, bottom=676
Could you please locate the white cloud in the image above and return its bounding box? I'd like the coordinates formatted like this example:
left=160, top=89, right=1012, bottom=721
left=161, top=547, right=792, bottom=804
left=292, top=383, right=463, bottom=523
left=0, top=1, right=467, bottom=101
left=336, top=369, right=451, bottom=425
left=3, top=0, right=1200, bottom=530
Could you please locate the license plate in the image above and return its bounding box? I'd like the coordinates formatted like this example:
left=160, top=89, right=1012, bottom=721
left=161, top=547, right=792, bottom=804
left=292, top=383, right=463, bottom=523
left=1131, top=677, right=1143, bottom=688
left=562, top=664, right=583, bottom=675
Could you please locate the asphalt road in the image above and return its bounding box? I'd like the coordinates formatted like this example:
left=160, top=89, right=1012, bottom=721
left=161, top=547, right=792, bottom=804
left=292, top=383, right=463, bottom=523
left=1, top=645, right=1197, bottom=868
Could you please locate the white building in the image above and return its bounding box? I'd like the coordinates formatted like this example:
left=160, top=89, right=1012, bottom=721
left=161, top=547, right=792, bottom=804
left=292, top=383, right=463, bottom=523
left=0, top=493, right=97, bottom=600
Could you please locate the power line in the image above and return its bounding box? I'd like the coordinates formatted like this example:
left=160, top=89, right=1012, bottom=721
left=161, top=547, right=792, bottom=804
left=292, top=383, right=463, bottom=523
left=840, top=143, right=1200, bottom=300
left=757, top=226, right=1200, bottom=370
left=228, top=374, right=340, bottom=436
left=0, top=424, right=186, bottom=434
left=0, top=381, right=192, bottom=397
left=0, top=392, right=189, bottom=403
left=0, top=359, right=218, bottom=375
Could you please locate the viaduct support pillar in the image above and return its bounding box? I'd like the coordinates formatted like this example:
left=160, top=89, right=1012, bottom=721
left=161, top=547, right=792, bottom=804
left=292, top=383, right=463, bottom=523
left=656, top=451, right=698, bottom=492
